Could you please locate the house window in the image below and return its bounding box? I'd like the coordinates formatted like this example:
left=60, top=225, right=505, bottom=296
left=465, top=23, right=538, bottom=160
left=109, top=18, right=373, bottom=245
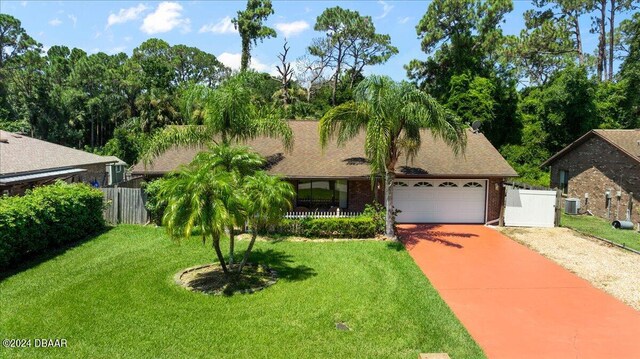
left=463, top=182, right=483, bottom=188
left=559, top=170, right=569, bottom=194
left=414, top=181, right=433, bottom=187
left=439, top=181, right=458, bottom=187
left=297, top=180, right=347, bottom=209
left=394, top=181, right=408, bottom=187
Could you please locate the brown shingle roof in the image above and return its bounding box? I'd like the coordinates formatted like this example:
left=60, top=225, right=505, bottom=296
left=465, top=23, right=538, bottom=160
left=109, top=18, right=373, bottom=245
left=131, top=121, right=517, bottom=178
left=542, top=129, right=640, bottom=167
left=0, top=130, right=116, bottom=176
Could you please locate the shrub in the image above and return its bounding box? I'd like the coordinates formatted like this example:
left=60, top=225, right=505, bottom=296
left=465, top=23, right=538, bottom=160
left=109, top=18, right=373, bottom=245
left=271, top=216, right=377, bottom=238
left=362, top=202, right=386, bottom=234
left=142, top=178, right=168, bottom=225
left=0, top=182, right=105, bottom=269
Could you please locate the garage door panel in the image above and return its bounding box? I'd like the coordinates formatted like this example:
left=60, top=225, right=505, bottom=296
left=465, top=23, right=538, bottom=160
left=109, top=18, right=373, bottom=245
left=393, top=179, right=486, bottom=223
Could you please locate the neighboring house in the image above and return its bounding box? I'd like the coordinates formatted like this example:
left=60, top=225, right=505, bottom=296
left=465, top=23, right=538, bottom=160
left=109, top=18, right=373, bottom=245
left=131, top=121, right=517, bottom=224
left=0, top=130, right=120, bottom=195
left=542, top=129, right=640, bottom=223
left=103, top=156, right=129, bottom=186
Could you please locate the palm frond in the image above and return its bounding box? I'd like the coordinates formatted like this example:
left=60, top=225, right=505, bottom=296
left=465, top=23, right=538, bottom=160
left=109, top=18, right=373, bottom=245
left=142, top=125, right=213, bottom=166
left=319, top=101, right=370, bottom=149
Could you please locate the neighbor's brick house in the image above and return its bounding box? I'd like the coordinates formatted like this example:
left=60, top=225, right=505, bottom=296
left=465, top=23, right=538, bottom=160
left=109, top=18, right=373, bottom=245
left=542, top=129, right=640, bottom=223
left=132, top=121, right=517, bottom=224
left=0, top=130, right=121, bottom=195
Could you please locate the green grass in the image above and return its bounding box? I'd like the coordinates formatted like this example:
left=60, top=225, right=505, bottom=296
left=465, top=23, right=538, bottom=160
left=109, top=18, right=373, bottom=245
left=0, top=225, right=483, bottom=359
left=562, top=214, right=640, bottom=251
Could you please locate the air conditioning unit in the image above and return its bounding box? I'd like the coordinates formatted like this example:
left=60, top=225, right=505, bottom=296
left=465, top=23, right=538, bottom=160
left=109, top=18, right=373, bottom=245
left=564, top=198, right=580, bottom=215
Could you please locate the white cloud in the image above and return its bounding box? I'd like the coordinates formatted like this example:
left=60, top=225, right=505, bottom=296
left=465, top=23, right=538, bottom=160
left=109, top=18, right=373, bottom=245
left=49, top=18, right=62, bottom=26
left=68, top=14, right=77, bottom=27
left=141, top=2, right=190, bottom=34
left=218, top=52, right=271, bottom=72
left=124, top=36, right=133, bottom=42
left=21, top=1, right=28, bottom=7
left=107, top=4, right=148, bottom=28
left=398, top=16, right=411, bottom=25
left=275, top=20, right=309, bottom=38
left=199, top=16, right=237, bottom=34
left=375, top=1, right=393, bottom=20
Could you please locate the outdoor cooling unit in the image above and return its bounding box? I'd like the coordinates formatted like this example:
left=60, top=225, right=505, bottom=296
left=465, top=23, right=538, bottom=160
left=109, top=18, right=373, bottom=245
left=564, top=198, right=580, bottom=215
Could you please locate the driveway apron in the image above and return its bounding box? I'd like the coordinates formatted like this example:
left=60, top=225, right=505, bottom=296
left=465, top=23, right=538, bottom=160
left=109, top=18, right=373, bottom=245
left=399, top=224, right=640, bottom=359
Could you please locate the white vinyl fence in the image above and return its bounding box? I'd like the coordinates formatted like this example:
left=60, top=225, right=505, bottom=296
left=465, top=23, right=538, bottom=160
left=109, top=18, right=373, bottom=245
left=284, top=211, right=361, bottom=219
left=504, top=188, right=559, bottom=228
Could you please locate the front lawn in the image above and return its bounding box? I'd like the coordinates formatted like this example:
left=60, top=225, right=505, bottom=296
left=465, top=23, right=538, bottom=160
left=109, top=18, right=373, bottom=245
left=562, top=214, right=640, bottom=252
left=0, top=225, right=483, bottom=359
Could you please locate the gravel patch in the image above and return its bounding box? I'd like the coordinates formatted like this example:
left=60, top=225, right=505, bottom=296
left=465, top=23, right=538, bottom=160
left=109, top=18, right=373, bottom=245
left=498, top=227, right=640, bottom=311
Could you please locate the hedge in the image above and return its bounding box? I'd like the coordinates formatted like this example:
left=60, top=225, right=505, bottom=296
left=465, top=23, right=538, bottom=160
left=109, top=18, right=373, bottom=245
left=0, top=182, right=105, bottom=269
left=271, top=216, right=377, bottom=238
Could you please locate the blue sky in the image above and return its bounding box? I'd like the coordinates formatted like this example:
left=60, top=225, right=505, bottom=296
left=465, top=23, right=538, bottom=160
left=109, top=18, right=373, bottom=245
left=1, top=1, right=631, bottom=80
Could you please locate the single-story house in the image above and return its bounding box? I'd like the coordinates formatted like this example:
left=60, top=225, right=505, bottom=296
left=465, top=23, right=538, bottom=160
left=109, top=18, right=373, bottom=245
left=542, top=129, right=640, bottom=223
left=131, top=121, right=517, bottom=224
left=0, top=130, right=122, bottom=195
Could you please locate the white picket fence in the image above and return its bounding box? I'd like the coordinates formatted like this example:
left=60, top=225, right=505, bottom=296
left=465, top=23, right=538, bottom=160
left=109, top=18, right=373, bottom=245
left=284, top=210, right=361, bottom=219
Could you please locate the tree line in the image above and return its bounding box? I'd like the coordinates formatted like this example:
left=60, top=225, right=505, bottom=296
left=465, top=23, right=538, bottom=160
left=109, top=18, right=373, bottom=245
left=1, top=0, right=639, bottom=185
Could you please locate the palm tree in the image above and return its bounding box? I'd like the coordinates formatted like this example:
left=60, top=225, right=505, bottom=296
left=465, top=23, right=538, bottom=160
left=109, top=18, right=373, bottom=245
left=238, top=171, right=295, bottom=272
left=142, top=72, right=293, bottom=163
left=159, top=145, right=293, bottom=275
left=191, top=145, right=264, bottom=264
left=319, top=75, right=466, bottom=238
left=160, top=164, right=234, bottom=274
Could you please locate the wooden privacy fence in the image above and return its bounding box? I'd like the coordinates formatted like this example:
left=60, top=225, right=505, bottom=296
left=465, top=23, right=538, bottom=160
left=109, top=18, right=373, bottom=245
left=101, top=188, right=149, bottom=225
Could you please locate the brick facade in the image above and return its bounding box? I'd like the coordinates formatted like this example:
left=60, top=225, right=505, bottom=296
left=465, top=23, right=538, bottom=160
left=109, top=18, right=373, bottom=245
left=487, top=177, right=504, bottom=222
left=549, top=136, right=640, bottom=223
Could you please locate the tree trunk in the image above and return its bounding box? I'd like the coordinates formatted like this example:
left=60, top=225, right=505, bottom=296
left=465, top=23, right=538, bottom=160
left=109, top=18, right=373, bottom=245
left=212, top=236, right=229, bottom=274
left=384, top=171, right=396, bottom=239
left=238, top=229, right=257, bottom=273
left=574, top=18, right=584, bottom=65
left=597, top=0, right=607, bottom=81
left=228, top=229, right=235, bottom=265
left=240, top=36, right=250, bottom=72
left=331, top=47, right=343, bottom=106
left=608, top=0, right=616, bottom=81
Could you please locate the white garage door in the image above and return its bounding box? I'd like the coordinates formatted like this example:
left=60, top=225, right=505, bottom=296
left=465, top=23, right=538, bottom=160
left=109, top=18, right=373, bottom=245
left=393, top=179, right=487, bottom=223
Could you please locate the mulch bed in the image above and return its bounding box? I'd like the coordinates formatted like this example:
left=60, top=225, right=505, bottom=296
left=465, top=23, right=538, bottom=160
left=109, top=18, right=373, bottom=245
left=175, top=263, right=277, bottom=296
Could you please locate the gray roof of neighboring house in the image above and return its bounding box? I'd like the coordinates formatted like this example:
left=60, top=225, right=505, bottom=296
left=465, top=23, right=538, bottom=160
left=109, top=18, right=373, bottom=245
left=542, top=129, right=640, bottom=167
left=131, top=121, right=518, bottom=178
left=103, top=156, right=128, bottom=166
left=0, top=130, right=117, bottom=176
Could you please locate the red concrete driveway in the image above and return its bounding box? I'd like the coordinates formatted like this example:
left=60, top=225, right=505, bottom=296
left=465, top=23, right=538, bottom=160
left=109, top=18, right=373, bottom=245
left=399, top=224, right=640, bottom=359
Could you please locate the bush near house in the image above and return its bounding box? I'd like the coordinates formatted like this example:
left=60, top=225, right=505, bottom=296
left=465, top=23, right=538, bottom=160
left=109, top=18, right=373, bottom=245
left=0, top=182, right=105, bottom=269
left=272, top=216, right=378, bottom=238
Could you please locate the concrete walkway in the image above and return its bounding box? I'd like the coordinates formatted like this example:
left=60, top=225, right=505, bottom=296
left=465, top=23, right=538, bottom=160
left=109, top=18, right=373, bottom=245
left=399, top=224, right=640, bottom=359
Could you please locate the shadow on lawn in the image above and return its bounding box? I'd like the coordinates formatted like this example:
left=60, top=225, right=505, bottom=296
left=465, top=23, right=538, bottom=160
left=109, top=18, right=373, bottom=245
left=248, top=249, right=317, bottom=282
left=396, top=224, right=478, bottom=249
left=0, top=226, right=114, bottom=282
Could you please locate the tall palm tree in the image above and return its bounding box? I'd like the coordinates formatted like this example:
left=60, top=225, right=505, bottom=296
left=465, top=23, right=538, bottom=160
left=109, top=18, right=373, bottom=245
left=238, top=171, right=295, bottom=272
left=192, top=145, right=264, bottom=264
left=319, top=75, right=467, bottom=238
left=142, top=72, right=293, bottom=164
left=160, top=164, right=234, bottom=274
